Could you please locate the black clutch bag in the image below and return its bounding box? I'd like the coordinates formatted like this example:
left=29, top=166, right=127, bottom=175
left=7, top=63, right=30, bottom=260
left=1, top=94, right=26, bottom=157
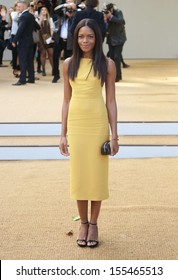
left=101, top=141, right=111, bottom=155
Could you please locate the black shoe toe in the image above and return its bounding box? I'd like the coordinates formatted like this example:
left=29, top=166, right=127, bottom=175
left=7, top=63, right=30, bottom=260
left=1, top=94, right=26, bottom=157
left=12, top=81, right=26, bottom=86
left=27, top=80, right=35, bottom=83
left=123, top=64, right=130, bottom=68
left=52, top=76, right=60, bottom=83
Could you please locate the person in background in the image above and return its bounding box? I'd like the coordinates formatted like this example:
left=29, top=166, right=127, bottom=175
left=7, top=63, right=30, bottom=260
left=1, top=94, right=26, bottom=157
left=59, top=18, right=119, bottom=248
left=0, top=5, right=9, bottom=67
left=104, top=3, right=129, bottom=69
left=31, top=0, right=43, bottom=73
left=36, top=0, right=43, bottom=15
left=37, top=5, right=55, bottom=76
left=75, top=0, right=86, bottom=11
left=12, top=0, right=40, bottom=85
left=70, top=0, right=106, bottom=41
left=52, top=1, right=76, bottom=83
left=10, top=1, right=20, bottom=76
left=42, top=0, right=53, bottom=15
left=30, top=1, right=38, bottom=11
left=103, top=2, right=127, bottom=82
left=28, top=5, right=41, bottom=81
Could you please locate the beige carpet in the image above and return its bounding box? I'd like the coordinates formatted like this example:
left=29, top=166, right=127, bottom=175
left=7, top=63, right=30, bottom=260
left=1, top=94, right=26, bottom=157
left=0, top=158, right=178, bottom=260
left=0, top=60, right=178, bottom=259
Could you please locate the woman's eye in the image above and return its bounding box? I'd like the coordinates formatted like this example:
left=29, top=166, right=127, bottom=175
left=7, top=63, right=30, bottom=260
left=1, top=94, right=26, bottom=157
left=78, top=35, right=95, bottom=40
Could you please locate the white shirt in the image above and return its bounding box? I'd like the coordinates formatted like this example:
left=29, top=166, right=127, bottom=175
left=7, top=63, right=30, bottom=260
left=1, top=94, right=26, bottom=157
left=60, top=19, right=68, bottom=39
left=11, top=11, right=20, bottom=35
left=50, top=17, right=55, bottom=34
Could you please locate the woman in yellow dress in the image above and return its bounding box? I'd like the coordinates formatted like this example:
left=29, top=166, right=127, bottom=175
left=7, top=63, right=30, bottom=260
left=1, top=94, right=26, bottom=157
left=59, top=18, right=119, bottom=248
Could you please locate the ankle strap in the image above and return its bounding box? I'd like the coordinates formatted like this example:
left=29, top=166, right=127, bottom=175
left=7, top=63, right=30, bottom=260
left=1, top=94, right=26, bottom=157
left=81, top=221, right=88, bottom=224
left=90, top=222, right=97, bottom=225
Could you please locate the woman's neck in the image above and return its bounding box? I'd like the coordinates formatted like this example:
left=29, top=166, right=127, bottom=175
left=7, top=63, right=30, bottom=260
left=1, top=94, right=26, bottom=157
left=82, top=52, right=92, bottom=59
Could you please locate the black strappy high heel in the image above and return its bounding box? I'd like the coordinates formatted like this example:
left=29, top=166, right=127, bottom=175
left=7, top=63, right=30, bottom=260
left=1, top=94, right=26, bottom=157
left=87, top=222, right=99, bottom=248
left=76, top=221, right=89, bottom=247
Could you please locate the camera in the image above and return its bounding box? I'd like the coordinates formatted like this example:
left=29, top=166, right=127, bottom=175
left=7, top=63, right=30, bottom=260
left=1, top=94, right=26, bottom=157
left=66, top=8, right=75, bottom=14
left=102, top=9, right=109, bottom=14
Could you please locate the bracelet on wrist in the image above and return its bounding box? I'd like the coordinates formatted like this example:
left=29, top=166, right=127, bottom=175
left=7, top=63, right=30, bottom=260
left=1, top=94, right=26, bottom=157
left=110, top=137, right=119, bottom=141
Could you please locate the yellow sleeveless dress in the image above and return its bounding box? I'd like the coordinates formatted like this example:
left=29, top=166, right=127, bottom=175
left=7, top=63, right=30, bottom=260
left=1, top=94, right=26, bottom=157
left=68, top=58, right=109, bottom=201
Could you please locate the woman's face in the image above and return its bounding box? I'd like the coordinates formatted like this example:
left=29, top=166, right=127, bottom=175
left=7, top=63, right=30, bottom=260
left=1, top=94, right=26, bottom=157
left=78, top=26, right=96, bottom=57
left=41, top=7, right=47, bottom=15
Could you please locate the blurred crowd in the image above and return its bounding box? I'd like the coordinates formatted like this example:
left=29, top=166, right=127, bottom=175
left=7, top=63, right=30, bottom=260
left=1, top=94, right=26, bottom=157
left=0, top=0, right=129, bottom=85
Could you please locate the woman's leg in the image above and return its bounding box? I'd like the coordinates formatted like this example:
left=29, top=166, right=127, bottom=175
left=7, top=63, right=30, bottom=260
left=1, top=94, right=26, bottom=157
left=90, top=201, right=102, bottom=224
left=77, top=200, right=88, bottom=222
left=87, top=201, right=101, bottom=247
left=37, top=50, right=42, bottom=73
left=47, top=47, right=53, bottom=69
left=0, top=46, right=4, bottom=65
left=40, top=49, right=46, bottom=75
left=76, top=200, right=89, bottom=246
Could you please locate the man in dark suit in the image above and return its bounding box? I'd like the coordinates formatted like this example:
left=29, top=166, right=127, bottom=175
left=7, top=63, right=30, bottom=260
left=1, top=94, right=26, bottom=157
left=12, top=0, right=40, bottom=85
left=104, top=3, right=127, bottom=82
left=52, top=3, right=76, bottom=83
left=70, top=0, right=106, bottom=41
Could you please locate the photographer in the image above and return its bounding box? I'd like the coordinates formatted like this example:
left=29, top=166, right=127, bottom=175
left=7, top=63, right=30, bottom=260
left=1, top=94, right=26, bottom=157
left=70, top=0, right=106, bottom=41
left=52, top=1, right=76, bottom=83
left=103, top=3, right=127, bottom=82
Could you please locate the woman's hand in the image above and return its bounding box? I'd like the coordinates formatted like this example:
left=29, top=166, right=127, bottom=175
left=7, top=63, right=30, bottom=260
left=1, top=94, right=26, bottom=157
left=59, top=136, right=70, bottom=156
left=110, top=139, right=119, bottom=156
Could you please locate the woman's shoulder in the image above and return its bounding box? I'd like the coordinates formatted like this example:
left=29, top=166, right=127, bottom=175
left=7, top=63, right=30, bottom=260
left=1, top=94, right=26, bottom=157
left=63, top=57, right=72, bottom=71
left=64, top=57, right=72, bottom=65
left=106, top=58, right=116, bottom=78
left=106, top=57, right=116, bottom=69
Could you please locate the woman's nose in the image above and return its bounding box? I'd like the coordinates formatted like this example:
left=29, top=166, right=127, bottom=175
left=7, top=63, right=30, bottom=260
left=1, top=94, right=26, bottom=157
left=83, top=36, right=88, bottom=42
